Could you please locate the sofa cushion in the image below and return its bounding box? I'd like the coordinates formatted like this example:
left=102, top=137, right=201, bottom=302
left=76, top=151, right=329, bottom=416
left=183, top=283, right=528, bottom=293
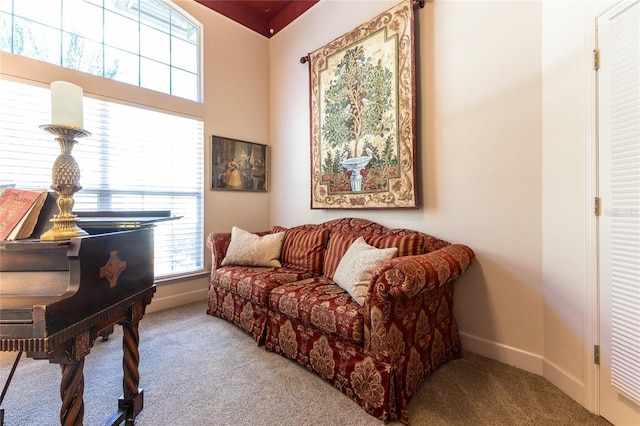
left=269, top=277, right=365, bottom=345
left=366, top=233, right=424, bottom=256
left=333, top=237, right=398, bottom=306
left=323, top=232, right=359, bottom=280
left=214, top=266, right=314, bottom=306
left=273, top=226, right=329, bottom=275
left=323, top=231, right=424, bottom=279
left=221, top=227, right=285, bottom=268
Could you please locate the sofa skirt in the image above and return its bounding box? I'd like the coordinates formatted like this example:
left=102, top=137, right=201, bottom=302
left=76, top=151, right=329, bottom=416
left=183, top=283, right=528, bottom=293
left=207, top=284, right=269, bottom=344
left=264, top=311, right=400, bottom=422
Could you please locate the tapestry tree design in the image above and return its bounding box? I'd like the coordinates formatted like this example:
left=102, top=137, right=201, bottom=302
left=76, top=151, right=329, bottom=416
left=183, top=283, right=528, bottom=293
left=321, top=45, right=396, bottom=176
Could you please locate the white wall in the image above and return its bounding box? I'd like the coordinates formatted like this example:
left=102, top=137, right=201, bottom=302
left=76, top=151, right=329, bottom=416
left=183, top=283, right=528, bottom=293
left=177, top=1, right=271, bottom=236
left=270, top=0, right=545, bottom=372
left=269, top=0, right=606, bottom=413
left=541, top=0, right=601, bottom=410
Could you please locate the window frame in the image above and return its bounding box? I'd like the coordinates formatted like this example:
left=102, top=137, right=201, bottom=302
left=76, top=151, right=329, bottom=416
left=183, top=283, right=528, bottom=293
left=0, top=0, right=203, bottom=102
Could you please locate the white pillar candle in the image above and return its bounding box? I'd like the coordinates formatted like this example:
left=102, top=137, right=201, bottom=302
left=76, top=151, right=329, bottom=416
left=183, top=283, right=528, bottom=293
left=50, top=81, right=84, bottom=129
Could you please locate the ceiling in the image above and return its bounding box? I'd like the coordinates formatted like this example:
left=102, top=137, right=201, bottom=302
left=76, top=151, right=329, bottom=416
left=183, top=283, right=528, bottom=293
left=195, top=1, right=319, bottom=38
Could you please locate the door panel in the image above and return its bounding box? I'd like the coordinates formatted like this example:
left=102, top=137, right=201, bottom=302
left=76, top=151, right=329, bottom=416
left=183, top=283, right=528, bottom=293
left=597, top=1, right=640, bottom=425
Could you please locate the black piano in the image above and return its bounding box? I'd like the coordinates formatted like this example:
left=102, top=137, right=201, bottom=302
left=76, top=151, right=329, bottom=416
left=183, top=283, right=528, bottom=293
left=0, top=214, right=159, bottom=425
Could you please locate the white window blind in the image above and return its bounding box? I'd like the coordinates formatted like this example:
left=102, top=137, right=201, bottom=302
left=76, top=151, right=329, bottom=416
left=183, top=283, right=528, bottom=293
left=0, top=78, right=204, bottom=278
left=608, top=0, right=640, bottom=404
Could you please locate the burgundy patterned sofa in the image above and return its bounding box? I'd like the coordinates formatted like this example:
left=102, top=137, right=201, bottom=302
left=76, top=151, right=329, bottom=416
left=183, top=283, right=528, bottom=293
left=206, top=218, right=475, bottom=424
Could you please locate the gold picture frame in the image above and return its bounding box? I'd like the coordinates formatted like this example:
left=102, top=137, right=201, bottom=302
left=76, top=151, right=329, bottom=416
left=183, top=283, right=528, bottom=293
left=308, top=0, right=417, bottom=209
left=211, top=135, right=268, bottom=192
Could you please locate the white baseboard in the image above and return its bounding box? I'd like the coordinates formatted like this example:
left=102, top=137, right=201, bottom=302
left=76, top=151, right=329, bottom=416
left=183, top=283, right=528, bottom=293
left=460, top=332, right=587, bottom=408
left=459, top=331, right=544, bottom=375
left=147, top=287, right=208, bottom=313
left=543, top=356, right=586, bottom=407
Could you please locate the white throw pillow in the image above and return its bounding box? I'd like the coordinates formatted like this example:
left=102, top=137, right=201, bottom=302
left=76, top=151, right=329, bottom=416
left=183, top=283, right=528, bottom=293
left=333, top=237, right=398, bottom=306
left=221, top=227, right=285, bottom=267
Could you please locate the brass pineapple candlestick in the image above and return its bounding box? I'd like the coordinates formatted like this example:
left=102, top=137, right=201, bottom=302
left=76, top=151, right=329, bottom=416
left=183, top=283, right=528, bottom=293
left=39, top=124, right=90, bottom=241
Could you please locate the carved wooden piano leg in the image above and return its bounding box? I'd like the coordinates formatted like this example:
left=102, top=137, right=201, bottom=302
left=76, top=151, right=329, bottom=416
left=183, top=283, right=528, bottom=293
left=118, top=304, right=144, bottom=425
left=122, top=319, right=140, bottom=399
left=59, top=358, right=85, bottom=426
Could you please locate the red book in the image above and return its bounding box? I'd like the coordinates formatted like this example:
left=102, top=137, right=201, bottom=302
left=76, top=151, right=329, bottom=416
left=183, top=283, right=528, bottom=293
left=0, top=188, right=47, bottom=240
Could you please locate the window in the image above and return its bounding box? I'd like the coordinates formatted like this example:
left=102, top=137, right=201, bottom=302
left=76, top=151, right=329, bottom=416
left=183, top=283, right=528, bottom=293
left=0, top=0, right=200, bottom=101
left=0, top=78, right=204, bottom=277
left=0, top=0, right=204, bottom=278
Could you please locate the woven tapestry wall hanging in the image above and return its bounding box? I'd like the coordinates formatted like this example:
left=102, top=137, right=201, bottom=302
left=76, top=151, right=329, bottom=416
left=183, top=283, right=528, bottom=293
left=308, top=0, right=417, bottom=209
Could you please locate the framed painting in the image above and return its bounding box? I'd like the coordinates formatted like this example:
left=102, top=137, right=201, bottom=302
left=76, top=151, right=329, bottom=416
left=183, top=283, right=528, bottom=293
left=308, top=0, right=418, bottom=209
left=211, top=136, right=268, bottom=192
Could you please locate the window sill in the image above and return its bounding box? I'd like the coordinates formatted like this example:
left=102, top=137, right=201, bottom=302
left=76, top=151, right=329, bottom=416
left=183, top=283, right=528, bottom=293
left=154, top=269, right=210, bottom=285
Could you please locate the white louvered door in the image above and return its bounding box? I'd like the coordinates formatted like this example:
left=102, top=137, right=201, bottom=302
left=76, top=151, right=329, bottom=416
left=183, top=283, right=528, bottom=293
left=597, top=1, right=640, bottom=424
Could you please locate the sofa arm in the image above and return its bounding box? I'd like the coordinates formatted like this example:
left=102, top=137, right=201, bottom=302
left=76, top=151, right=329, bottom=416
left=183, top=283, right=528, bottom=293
left=206, top=232, right=232, bottom=271
left=364, top=244, right=475, bottom=363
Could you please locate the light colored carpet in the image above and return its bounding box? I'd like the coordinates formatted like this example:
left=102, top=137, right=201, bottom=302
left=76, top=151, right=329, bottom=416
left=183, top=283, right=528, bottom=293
left=1, top=301, right=610, bottom=426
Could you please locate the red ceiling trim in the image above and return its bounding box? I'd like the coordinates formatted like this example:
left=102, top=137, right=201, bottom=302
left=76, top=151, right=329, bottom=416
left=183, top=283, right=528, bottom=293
left=196, top=1, right=270, bottom=37
left=268, top=1, right=318, bottom=36
left=195, top=1, right=318, bottom=38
